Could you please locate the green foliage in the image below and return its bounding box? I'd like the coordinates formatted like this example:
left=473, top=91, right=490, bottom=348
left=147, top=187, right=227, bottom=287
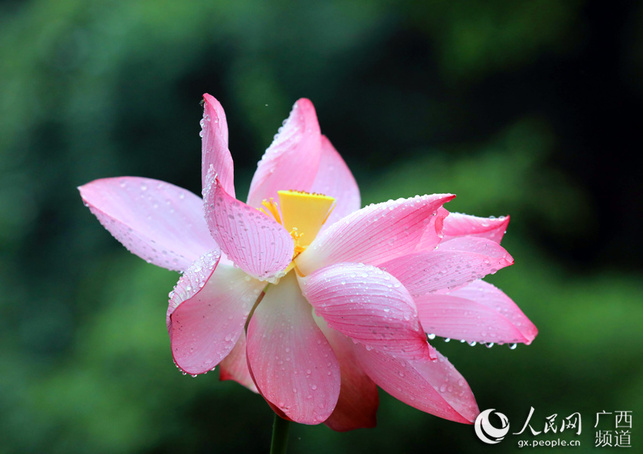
left=405, top=0, right=583, bottom=80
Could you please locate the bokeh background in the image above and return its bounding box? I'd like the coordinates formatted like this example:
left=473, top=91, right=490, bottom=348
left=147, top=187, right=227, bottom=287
left=1, top=0, right=641, bottom=453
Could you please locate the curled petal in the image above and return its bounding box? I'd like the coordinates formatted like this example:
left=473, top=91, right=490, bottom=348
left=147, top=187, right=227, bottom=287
left=310, top=136, right=361, bottom=229
left=79, top=177, right=217, bottom=272
left=316, top=318, right=378, bottom=431
left=299, top=263, right=433, bottom=360
left=416, top=280, right=537, bottom=345
left=380, top=237, right=514, bottom=296
left=296, top=194, right=455, bottom=276
left=201, top=94, right=235, bottom=198
left=247, top=99, right=322, bottom=208
left=220, top=330, right=258, bottom=393
left=168, top=255, right=265, bottom=375
left=358, top=348, right=479, bottom=424
left=415, top=207, right=450, bottom=252
left=246, top=273, right=341, bottom=425
left=203, top=170, right=294, bottom=281
left=442, top=212, right=510, bottom=244
left=437, top=236, right=514, bottom=257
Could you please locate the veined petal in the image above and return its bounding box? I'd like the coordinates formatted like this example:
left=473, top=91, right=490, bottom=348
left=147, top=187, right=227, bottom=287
left=358, top=348, right=479, bottom=424
left=296, top=194, right=455, bottom=276
left=79, top=177, right=217, bottom=272
left=201, top=94, right=235, bottom=198
left=203, top=170, right=294, bottom=281
left=246, top=272, right=341, bottom=425
left=310, top=136, right=361, bottom=229
left=442, top=212, right=510, bottom=244
left=168, top=255, right=264, bottom=375
left=415, top=207, right=450, bottom=252
left=437, top=236, right=514, bottom=257
left=380, top=237, right=514, bottom=297
left=416, top=280, right=537, bottom=345
left=299, top=263, right=433, bottom=360
left=316, top=318, right=378, bottom=432
left=220, top=330, right=259, bottom=393
left=247, top=99, right=322, bottom=208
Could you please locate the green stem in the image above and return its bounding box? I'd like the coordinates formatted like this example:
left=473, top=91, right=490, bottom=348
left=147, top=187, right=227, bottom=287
left=270, top=413, right=290, bottom=454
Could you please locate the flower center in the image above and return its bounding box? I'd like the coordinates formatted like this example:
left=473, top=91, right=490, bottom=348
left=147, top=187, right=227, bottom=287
left=260, top=190, right=335, bottom=256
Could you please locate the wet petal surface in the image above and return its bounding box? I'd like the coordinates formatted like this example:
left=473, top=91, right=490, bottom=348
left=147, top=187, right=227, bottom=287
left=317, top=318, right=379, bottom=431
left=219, top=330, right=259, bottom=393
left=79, top=177, right=217, bottom=271
left=442, top=212, right=510, bottom=244
left=358, top=347, right=479, bottom=424
left=201, top=94, right=235, bottom=198
left=299, top=263, right=432, bottom=360
left=168, top=256, right=264, bottom=375
left=296, top=194, right=454, bottom=275
left=310, top=136, right=361, bottom=230
left=416, top=280, right=538, bottom=345
left=381, top=237, right=514, bottom=296
left=247, top=99, right=322, bottom=208
left=247, top=273, right=341, bottom=424
left=204, top=172, right=294, bottom=281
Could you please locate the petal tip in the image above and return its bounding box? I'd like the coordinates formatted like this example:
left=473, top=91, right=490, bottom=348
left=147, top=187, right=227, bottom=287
left=295, top=97, right=315, bottom=110
left=521, top=324, right=539, bottom=345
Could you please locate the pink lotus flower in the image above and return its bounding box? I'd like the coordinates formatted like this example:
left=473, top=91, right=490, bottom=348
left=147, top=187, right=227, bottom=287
left=79, top=94, right=537, bottom=431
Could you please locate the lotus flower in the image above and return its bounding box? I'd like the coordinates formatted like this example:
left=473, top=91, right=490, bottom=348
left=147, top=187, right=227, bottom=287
left=79, top=94, right=537, bottom=431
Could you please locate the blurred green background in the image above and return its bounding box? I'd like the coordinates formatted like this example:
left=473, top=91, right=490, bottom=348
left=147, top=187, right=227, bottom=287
left=1, top=0, right=641, bottom=453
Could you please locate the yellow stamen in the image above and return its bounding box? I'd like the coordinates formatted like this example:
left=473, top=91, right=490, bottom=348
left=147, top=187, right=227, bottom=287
left=259, top=198, right=282, bottom=224
left=290, top=228, right=306, bottom=255
left=278, top=190, right=335, bottom=249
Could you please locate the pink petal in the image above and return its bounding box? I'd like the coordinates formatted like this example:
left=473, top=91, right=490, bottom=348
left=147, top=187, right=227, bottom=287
left=219, top=330, right=259, bottom=393
left=415, top=207, right=450, bottom=252
left=168, top=255, right=265, bottom=375
left=416, top=280, right=537, bottom=344
left=201, top=94, right=235, bottom=198
left=380, top=237, right=514, bottom=296
left=442, top=212, right=510, bottom=244
left=358, top=347, right=479, bottom=424
left=316, top=319, right=378, bottom=432
left=246, top=99, right=322, bottom=208
left=296, top=194, right=455, bottom=276
left=309, top=136, right=361, bottom=229
left=246, top=273, right=341, bottom=425
left=299, top=263, right=433, bottom=360
left=203, top=171, right=294, bottom=281
left=79, top=177, right=217, bottom=272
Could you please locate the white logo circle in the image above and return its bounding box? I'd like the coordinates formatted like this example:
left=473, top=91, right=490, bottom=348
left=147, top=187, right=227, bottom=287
left=474, top=409, right=510, bottom=444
